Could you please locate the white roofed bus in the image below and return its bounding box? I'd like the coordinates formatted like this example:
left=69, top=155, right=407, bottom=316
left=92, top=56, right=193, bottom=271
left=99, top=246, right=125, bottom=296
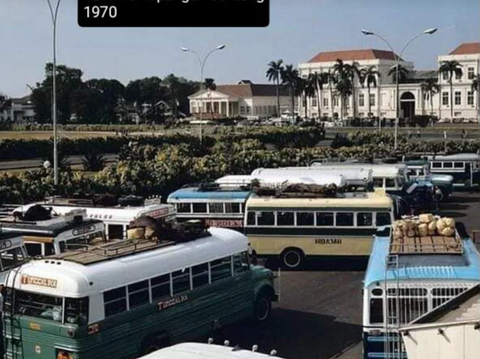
left=14, top=196, right=175, bottom=240
left=2, top=225, right=278, bottom=359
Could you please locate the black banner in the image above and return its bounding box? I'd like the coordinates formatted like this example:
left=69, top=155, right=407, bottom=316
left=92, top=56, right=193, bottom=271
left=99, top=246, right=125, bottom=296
left=78, top=0, right=269, bottom=27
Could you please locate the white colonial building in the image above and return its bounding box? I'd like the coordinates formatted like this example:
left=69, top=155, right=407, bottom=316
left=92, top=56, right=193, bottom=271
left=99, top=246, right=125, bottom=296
left=188, top=80, right=290, bottom=119
left=0, top=95, right=35, bottom=123
left=297, top=42, right=480, bottom=122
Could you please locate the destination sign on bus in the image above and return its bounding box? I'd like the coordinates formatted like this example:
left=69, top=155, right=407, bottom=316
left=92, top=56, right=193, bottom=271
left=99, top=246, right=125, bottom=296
left=0, top=239, right=12, bottom=250
left=21, top=275, right=58, bottom=288
left=158, top=295, right=188, bottom=311
left=73, top=225, right=96, bottom=236
left=205, top=219, right=243, bottom=228
left=315, top=238, right=342, bottom=245
left=144, top=207, right=170, bottom=219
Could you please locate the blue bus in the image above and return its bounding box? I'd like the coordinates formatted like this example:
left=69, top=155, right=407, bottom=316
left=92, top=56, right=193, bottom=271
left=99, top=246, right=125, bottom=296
left=362, top=228, right=480, bottom=358
left=427, top=153, right=480, bottom=190
left=167, top=184, right=251, bottom=232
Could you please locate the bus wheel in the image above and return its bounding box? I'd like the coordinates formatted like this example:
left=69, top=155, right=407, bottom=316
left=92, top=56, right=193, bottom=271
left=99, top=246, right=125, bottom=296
left=254, top=292, right=272, bottom=322
left=280, top=248, right=304, bottom=269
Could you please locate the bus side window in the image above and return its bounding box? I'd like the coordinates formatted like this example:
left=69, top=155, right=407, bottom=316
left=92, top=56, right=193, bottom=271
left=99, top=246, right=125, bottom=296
left=177, top=203, right=191, bottom=213
left=25, top=243, right=42, bottom=257
left=336, top=212, right=354, bottom=227
left=65, top=297, right=89, bottom=325
left=210, top=257, right=232, bottom=282
left=369, top=298, right=384, bottom=324
left=151, top=274, right=171, bottom=300
left=44, top=243, right=55, bottom=256
left=454, top=162, right=464, bottom=169
left=225, top=203, right=241, bottom=213
left=233, top=252, right=249, bottom=274
left=297, top=212, right=314, bottom=226
left=172, top=269, right=191, bottom=295
left=277, top=212, right=294, bottom=226
left=104, top=287, right=127, bottom=317
left=246, top=212, right=256, bottom=226
left=316, top=212, right=334, bottom=226
left=373, top=178, right=384, bottom=188
left=128, top=280, right=150, bottom=309
left=192, top=203, right=207, bottom=213
left=431, top=162, right=442, bottom=168
left=357, top=213, right=373, bottom=227
left=376, top=212, right=392, bottom=226
left=192, top=263, right=209, bottom=288
left=385, top=178, right=396, bottom=188
left=209, top=203, right=224, bottom=214
left=108, top=225, right=124, bottom=240
left=443, top=162, right=453, bottom=169
left=257, top=212, right=274, bottom=226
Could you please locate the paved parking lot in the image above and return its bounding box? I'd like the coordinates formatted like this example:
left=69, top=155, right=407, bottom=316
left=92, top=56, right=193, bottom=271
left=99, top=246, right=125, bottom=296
left=221, top=192, right=480, bottom=359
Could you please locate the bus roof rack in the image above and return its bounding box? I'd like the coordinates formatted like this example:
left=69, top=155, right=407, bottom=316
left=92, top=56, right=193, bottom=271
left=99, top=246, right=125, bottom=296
left=389, top=235, right=463, bottom=255
left=255, top=183, right=340, bottom=198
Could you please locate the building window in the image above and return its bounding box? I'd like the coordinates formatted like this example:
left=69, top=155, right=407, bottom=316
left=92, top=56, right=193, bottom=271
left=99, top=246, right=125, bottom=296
left=312, top=97, right=317, bottom=107
left=323, top=98, right=329, bottom=108
left=468, top=67, right=475, bottom=80
left=454, top=91, right=461, bottom=105
left=246, top=106, right=250, bottom=114
left=240, top=106, right=245, bottom=114
left=442, top=72, right=448, bottom=81
left=455, top=71, right=462, bottom=80
left=359, top=94, right=365, bottom=107
left=333, top=96, right=339, bottom=107
left=467, top=91, right=474, bottom=105
left=369, top=94, right=375, bottom=107
left=442, top=92, right=449, bottom=106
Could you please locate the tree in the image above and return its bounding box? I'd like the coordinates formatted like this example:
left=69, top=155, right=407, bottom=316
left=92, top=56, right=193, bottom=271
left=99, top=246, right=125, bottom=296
left=281, top=64, right=300, bottom=121
left=326, top=71, right=336, bottom=118
left=0, top=93, right=11, bottom=113
left=471, top=74, right=478, bottom=93
left=30, top=63, right=84, bottom=124
left=266, top=60, right=284, bottom=116
left=125, top=77, right=165, bottom=123
left=309, top=72, right=329, bottom=118
left=333, top=59, right=356, bottom=119
left=420, top=78, right=439, bottom=120
left=438, top=60, right=463, bottom=122
left=162, top=74, right=198, bottom=119
left=387, top=64, right=410, bottom=83
left=360, top=66, right=380, bottom=118
left=301, top=75, right=316, bottom=118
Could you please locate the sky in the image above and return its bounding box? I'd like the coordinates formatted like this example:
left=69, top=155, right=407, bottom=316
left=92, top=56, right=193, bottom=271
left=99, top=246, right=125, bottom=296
left=0, top=0, right=478, bottom=97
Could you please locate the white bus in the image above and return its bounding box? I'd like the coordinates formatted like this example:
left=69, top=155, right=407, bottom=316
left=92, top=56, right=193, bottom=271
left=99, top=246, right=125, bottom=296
left=3, top=227, right=277, bottom=359
left=0, top=231, right=28, bottom=284
left=14, top=198, right=175, bottom=240
left=138, top=342, right=284, bottom=359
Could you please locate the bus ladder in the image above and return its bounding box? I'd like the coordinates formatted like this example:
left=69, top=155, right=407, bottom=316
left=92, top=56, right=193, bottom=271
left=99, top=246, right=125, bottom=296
left=384, top=254, right=403, bottom=359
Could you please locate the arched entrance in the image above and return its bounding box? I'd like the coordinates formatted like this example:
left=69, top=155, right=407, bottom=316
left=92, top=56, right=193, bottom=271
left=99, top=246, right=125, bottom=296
left=400, top=92, right=415, bottom=119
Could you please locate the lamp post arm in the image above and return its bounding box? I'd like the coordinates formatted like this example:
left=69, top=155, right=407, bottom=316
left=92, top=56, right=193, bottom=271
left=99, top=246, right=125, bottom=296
left=399, top=32, right=425, bottom=58
left=370, top=33, right=398, bottom=62
left=201, top=48, right=221, bottom=77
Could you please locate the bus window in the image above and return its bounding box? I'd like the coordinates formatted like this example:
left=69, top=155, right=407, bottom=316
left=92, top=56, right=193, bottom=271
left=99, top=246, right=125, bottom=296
left=369, top=298, right=383, bottom=324
left=44, top=243, right=55, bottom=256
left=210, top=257, right=232, bottom=282
left=108, top=225, right=124, bottom=240
left=376, top=212, right=392, bottom=226
left=373, top=178, right=384, bottom=188
left=385, top=178, right=396, bottom=188
left=297, top=212, right=314, bottom=226
left=177, top=203, right=191, bottom=213
left=357, top=213, right=373, bottom=227
left=225, top=203, right=241, bottom=213
left=65, top=297, right=89, bottom=325
left=192, top=203, right=207, bottom=213
left=209, top=203, right=224, bottom=214
left=443, top=162, right=453, bottom=169
left=128, top=280, right=150, bottom=309
left=431, top=162, right=442, bottom=168
left=336, top=213, right=354, bottom=227
left=247, top=212, right=256, bottom=226
left=257, top=212, right=274, bottom=226
left=104, top=287, right=127, bottom=318
left=172, top=269, right=191, bottom=295
left=16, top=291, right=63, bottom=322
left=277, top=212, right=294, bottom=226
left=454, top=162, right=464, bottom=169
left=0, top=247, right=25, bottom=271
left=316, top=212, right=334, bottom=226
left=25, top=243, right=42, bottom=257
left=192, top=263, right=209, bottom=288
left=233, top=252, right=249, bottom=274
left=151, top=274, right=171, bottom=300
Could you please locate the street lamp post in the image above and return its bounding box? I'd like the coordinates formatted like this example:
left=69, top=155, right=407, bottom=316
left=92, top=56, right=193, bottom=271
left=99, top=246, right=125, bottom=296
left=181, top=45, right=226, bottom=144
left=47, top=0, right=62, bottom=186
left=361, top=28, right=437, bottom=150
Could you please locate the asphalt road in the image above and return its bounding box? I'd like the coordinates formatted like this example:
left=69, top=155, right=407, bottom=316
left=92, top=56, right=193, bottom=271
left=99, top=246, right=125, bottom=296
left=218, top=191, right=480, bottom=359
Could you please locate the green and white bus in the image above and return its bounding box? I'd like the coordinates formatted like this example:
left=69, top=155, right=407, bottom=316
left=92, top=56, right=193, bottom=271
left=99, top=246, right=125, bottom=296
left=2, top=227, right=277, bottom=359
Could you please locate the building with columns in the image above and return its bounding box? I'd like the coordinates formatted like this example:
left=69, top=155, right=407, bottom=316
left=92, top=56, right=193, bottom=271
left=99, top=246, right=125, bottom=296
left=297, top=42, right=480, bottom=122
left=188, top=80, right=290, bottom=119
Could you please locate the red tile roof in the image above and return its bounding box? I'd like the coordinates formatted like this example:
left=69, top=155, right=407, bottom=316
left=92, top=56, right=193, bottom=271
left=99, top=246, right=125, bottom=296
left=449, top=42, right=480, bottom=55
left=192, top=84, right=289, bottom=98
left=308, top=49, right=401, bottom=63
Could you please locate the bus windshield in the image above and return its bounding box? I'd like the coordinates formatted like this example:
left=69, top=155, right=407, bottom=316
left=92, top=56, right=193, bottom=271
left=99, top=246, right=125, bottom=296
left=11, top=290, right=88, bottom=325
left=0, top=247, right=27, bottom=272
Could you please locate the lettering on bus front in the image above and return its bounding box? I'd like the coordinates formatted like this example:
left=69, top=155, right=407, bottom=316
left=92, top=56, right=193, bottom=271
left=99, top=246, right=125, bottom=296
left=205, top=219, right=243, bottom=228
left=157, top=295, right=188, bottom=311
left=144, top=208, right=169, bottom=219
left=315, top=238, right=342, bottom=245
left=72, top=225, right=96, bottom=236
left=21, top=275, right=58, bottom=288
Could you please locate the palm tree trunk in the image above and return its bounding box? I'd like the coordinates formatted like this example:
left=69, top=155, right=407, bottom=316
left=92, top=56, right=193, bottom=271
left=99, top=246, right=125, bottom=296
left=367, top=85, right=371, bottom=117
left=276, top=78, right=280, bottom=117
left=290, top=87, right=295, bottom=122
left=329, top=82, right=334, bottom=119
left=450, top=78, right=453, bottom=123
left=304, top=94, right=308, bottom=118
left=352, top=83, right=356, bottom=119
left=431, top=94, right=434, bottom=127
left=317, top=84, right=322, bottom=119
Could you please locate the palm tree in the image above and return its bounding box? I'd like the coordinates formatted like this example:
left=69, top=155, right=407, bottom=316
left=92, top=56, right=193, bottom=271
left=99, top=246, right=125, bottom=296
left=438, top=60, right=463, bottom=122
left=281, top=64, right=300, bottom=121
left=309, top=72, right=328, bottom=119
left=471, top=74, right=478, bottom=93
left=266, top=60, right=284, bottom=117
left=360, top=66, right=380, bottom=118
left=204, top=78, right=216, bottom=120
left=327, top=70, right=336, bottom=118
left=302, top=75, right=316, bottom=118
left=387, top=64, right=409, bottom=83
left=333, top=59, right=357, bottom=119
left=420, top=78, right=440, bottom=120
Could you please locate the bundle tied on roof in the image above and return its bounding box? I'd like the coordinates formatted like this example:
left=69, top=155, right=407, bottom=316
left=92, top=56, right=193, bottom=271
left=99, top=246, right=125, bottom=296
left=393, top=214, right=456, bottom=239
left=255, top=183, right=340, bottom=197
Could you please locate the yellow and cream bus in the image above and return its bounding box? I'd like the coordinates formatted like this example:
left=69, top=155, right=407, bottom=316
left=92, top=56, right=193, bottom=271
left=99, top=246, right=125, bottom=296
left=244, top=191, right=394, bottom=268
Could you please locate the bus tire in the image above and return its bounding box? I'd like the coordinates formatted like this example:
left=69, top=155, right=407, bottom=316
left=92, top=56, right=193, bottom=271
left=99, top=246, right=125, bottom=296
left=254, top=291, right=272, bottom=322
left=280, top=248, right=304, bottom=269
left=141, top=334, right=169, bottom=356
